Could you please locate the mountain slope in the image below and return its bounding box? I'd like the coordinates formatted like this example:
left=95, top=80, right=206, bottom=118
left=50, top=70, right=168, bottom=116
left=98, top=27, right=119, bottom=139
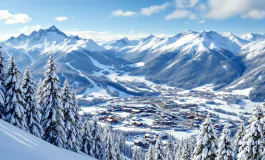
left=104, top=30, right=248, bottom=63
left=240, top=33, right=265, bottom=41
left=0, top=120, right=96, bottom=160
left=118, top=31, right=246, bottom=89
left=2, top=26, right=142, bottom=96
left=225, top=40, right=265, bottom=101
left=3, top=26, right=265, bottom=100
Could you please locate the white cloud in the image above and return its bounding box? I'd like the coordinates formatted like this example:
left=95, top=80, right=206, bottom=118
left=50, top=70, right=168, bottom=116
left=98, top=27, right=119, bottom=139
left=189, top=14, right=197, bottom=20
left=199, top=19, right=205, bottom=23
left=242, top=9, right=265, bottom=19
left=0, top=33, right=19, bottom=41
left=140, top=3, right=169, bottom=16
left=170, top=0, right=265, bottom=20
left=165, top=10, right=190, bottom=20
left=190, top=0, right=199, bottom=7
left=206, top=0, right=265, bottom=19
left=19, top=25, right=41, bottom=34
left=197, top=4, right=207, bottom=12
left=176, top=0, right=199, bottom=8
left=55, top=16, right=68, bottom=21
left=111, top=10, right=137, bottom=17
left=0, top=10, right=31, bottom=24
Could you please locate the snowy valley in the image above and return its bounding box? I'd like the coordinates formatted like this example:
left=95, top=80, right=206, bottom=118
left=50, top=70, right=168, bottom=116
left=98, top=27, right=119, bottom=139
left=0, top=25, right=265, bottom=160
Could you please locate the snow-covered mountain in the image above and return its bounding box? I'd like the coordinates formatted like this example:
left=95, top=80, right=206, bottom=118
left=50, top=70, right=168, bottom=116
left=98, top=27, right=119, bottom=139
left=5, top=25, right=105, bottom=53
left=102, top=37, right=138, bottom=51
left=2, top=26, right=265, bottom=101
left=1, top=26, right=158, bottom=98
left=0, top=120, right=95, bottom=160
left=102, top=30, right=265, bottom=101
left=103, top=31, right=247, bottom=89
left=240, top=33, right=265, bottom=41
left=104, top=30, right=248, bottom=62
left=225, top=39, right=265, bottom=101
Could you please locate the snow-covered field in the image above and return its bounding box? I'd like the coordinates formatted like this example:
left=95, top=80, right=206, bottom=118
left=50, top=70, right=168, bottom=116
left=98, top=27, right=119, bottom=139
left=0, top=120, right=95, bottom=160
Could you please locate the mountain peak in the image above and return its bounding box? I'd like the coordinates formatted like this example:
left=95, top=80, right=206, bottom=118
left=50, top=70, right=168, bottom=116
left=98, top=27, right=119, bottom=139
left=47, top=25, right=59, bottom=31
left=44, top=25, right=67, bottom=36
left=141, top=34, right=156, bottom=42
left=240, top=33, right=265, bottom=41
left=182, top=29, right=197, bottom=35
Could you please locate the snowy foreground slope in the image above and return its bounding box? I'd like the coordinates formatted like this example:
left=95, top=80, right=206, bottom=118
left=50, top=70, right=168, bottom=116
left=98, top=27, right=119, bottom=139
left=0, top=120, right=96, bottom=160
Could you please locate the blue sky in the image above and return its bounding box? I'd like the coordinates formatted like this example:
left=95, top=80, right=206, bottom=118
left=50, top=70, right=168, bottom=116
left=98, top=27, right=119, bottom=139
left=0, top=0, right=265, bottom=42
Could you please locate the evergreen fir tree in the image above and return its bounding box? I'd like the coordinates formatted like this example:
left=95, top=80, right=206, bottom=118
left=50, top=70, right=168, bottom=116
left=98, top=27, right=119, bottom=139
left=237, top=105, right=265, bottom=159
left=146, top=145, right=154, bottom=160
left=62, top=79, right=77, bottom=151
left=174, top=143, right=179, bottom=160
left=104, top=131, right=113, bottom=160
left=155, top=136, right=164, bottom=160
left=216, top=124, right=234, bottom=160
left=81, top=120, right=92, bottom=155
left=40, top=53, right=66, bottom=148
left=36, top=79, right=43, bottom=105
left=117, top=133, right=126, bottom=154
left=176, top=139, right=183, bottom=160
left=0, top=46, right=6, bottom=120
left=102, top=125, right=111, bottom=160
left=132, top=147, right=140, bottom=160
left=234, top=123, right=244, bottom=159
left=193, top=115, right=218, bottom=160
left=22, top=68, right=43, bottom=138
left=165, top=135, right=174, bottom=160
left=4, top=55, right=27, bottom=130
left=90, top=116, right=102, bottom=159
left=72, top=89, right=82, bottom=152
left=181, top=139, right=191, bottom=160
left=112, top=142, right=123, bottom=160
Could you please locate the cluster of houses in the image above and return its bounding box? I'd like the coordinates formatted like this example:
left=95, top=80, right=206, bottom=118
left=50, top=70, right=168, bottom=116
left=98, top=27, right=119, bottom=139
left=106, top=103, right=157, bottom=115
left=96, top=110, right=119, bottom=124
left=134, top=133, right=168, bottom=147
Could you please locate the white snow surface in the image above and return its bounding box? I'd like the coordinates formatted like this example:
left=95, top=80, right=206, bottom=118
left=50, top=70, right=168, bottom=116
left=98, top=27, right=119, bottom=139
left=103, top=30, right=248, bottom=62
left=5, top=26, right=105, bottom=55
left=0, top=120, right=96, bottom=160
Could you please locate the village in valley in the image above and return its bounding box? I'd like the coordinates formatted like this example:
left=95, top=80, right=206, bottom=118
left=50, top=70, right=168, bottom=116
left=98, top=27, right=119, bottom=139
left=78, top=84, right=256, bottom=149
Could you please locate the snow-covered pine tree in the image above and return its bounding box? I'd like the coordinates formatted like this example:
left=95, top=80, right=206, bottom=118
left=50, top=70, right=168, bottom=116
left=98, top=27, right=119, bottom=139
left=155, top=136, right=164, bottom=160
left=146, top=145, right=154, bottom=160
left=237, top=105, right=265, bottom=159
left=181, top=139, right=191, bottom=160
left=187, top=137, right=195, bottom=159
left=72, top=89, right=83, bottom=152
left=112, top=142, right=123, bottom=160
left=90, top=116, right=102, bottom=159
left=81, top=120, right=92, bottom=155
left=40, top=53, right=66, bottom=148
left=103, top=126, right=113, bottom=160
left=22, top=68, right=43, bottom=138
left=233, top=123, right=244, bottom=159
left=193, top=114, right=218, bottom=160
left=4, top=55, right=27, bottom=130
left=117, top=133, right=126, bottom=155
left=102, top=125, right=111, bottom=157
left=132, top=147, right=140, bottom=160
left=174, top=142, right=179, bottom=160
left=0, top=46, right=6, bottom=120
left=176, top=139, right=183, bottom=160
left=216, top=124, right=234, bottom=160
left=62, top=79, right=78, bottom=151
left=36, top=79, right=43, bottom=105
left=164, top=135, right=174, bottom=160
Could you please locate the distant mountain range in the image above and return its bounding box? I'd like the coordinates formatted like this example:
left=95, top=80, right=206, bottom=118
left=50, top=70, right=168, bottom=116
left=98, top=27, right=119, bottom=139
left=1, top=25, right=265, bottom=101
